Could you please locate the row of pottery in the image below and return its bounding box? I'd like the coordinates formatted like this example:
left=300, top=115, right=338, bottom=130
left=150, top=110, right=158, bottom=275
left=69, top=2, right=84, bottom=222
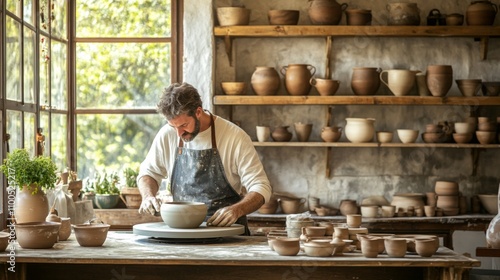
left=217, top=1, right=497, bottom=26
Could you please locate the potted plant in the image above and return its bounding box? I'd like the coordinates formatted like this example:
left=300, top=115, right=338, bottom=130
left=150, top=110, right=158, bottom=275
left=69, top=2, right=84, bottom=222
left=0, top=148, right=58, bottom=223
left=119, top=167, right=142, bottom=209
left=87, top=172, right=121, bottom=209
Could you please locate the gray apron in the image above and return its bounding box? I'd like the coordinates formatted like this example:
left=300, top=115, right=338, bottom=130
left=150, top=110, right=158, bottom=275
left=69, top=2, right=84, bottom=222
left=170, top=112, right=250, bottom=235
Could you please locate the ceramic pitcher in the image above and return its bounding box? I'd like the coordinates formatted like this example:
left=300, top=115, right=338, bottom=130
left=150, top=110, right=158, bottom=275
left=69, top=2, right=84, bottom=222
left=281, top=64, right=316, bottom=96
left=466, top=1, right=498, bottom=25
left=351, top=67, right=381, bottom=95
left=380, top=69, right=416, bottom=96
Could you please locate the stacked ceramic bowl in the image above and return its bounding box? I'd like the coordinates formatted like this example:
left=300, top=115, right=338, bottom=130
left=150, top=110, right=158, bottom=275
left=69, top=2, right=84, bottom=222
left=422, top=124, right=447, bottom=143
left=435, top=181, right=460, bottom=216
left=453, top=121, right=475, bottom=144
left=476, top=117, right=497, bottom=144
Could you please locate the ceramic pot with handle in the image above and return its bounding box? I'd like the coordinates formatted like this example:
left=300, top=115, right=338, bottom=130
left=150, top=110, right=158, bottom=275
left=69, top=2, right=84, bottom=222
left=466, top=1, right=498, bottom=25
left=380, top=69, right=416, bottom=96
left=308, top=0, right=348, bottom=25
left=281, top=64, right=316, bottom=96
left=251, top=67, right=280, bottom=96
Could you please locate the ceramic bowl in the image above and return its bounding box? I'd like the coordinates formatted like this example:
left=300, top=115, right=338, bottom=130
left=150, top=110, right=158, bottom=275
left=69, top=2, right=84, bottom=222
left=446, top=13, right=464, bottom=26
left=477, top=122, right=497, bottom=132
left=421, top=132, right=446, bottom=143
left=0, top=232, right=9, bottom=252
left=436, top=195, right=459, bottom=209
left=397, top=129, right=419, bottom=143
left=415, top=238, right=439, bottom=257
left=456, top=79, right=482, bottom=97
left=267, top=10, right=300, bottom=25
left=73, top=223, right=111, bottom=247
left=376, top=131, right=393, bottom=143
left=272, top=237, right=300, bottom=256
left=216, top=7, right=251, bottom=26
left=360, top=205, right=379, bottom=218
left=425, top=124, right=442, bottom=133
left=476, top=131, right=496, bottom=144
left=16, top=222, right=60, bottom=249
left=221, top=82, right=246, bottom=95
left=481, top=82, right=500, bottom=96
left=303, top=226, right=326, bottom=237
left=478, top=194, right=498, bottom=214
left=303, top=240, right=334, bottom=257
left=435, top=181, right=459, bottom=196
left=161, top=202, right=208, bottom=229
left=454, top=122, right=475, bottom=134
left=453, top=133, right=473, bottom=144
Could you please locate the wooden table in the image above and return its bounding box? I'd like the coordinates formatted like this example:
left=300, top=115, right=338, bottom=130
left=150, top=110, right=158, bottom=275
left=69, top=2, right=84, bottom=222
left=0, top=231, right=480, bottom=280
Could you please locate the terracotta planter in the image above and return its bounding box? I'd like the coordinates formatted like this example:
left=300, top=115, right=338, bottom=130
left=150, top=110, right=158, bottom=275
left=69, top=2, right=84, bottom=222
left=351, top=67, right=381, bottom=95
left=308, top=0, right=348, bottom=25
left=94, top=194, right=120, bottom=209
left=15, top=185, right=50, bottom=223
left=251, top=67, right=280, bottom=96
left=280, top=64, right=316, bottom=96
left=120, top=187, right=142, bottom=209
left=466, top=1, right=497, bottom=26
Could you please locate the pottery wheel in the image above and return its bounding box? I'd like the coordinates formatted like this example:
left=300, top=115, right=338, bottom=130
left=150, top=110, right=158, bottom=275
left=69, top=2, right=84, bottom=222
left=133, top=222, right=245, bottom=239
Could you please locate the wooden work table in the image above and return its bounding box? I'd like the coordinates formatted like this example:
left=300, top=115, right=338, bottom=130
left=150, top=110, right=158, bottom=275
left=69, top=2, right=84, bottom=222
left=0, top=231, right=480, bottom=280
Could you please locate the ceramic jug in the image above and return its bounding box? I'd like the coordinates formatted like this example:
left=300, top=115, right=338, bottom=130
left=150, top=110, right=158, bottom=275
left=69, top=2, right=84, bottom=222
left=351, top=67, right=381, bottom=95
left=321, top=126, right=342, bottom=142
left=486, top=184, right=500, bottom=248
left=386, top=2, right=420, bottom=26
left=251, top=67, right=280, bottom=96
left=344, top=118, right=375, bottom=143
left=281, top=64, right=316, bottom=96
left=308, top=0, right=348, bottom=25
left=271, top=126, right=293, bottom=142
left=466, top=1, right=498, bottom=25
left=380, top=69, right=416, bottom=96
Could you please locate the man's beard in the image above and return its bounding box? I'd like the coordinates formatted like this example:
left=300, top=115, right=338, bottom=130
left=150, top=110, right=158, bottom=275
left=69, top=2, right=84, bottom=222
left=181, top=117, right=201, bottom=142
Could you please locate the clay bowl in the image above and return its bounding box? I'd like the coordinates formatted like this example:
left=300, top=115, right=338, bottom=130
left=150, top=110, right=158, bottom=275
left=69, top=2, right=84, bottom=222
left=221, top=82, right=246, bottom=95
left=303, top=240, right=334, bottom=257
left=478, top=194, right=498, bottom=214
left=454, top=122, right=475, bottom=134
left=0, top=232, right=9, bottom=252
left=456, top=79, right=482, bottom=97
left=16, top=222, right=60, bottom=249
left=397, top=129, right=419, bottom=143
left=303, top=226, right=326, bottom=237
left=435, top=181, right=459, bottom=196
left=161, top=202, right=208, bottom=229
left=258, top=197, right=279, bottom=214
left=360, top=205, right=379, bottom=218
left=425, top=124, right=442, bottom=133
left=268, top=10, right=299, bottom=25
left=476, top=131, right=496, bottom=144
left=436, top=195, right=459, bottom=209
left=272, top=237, right=300, bottom=256
left=216, top=7, right=251, bottom=26
left=481, top=82, right=500, bottom=96
left=345, top=9, right=372, bottom=26
left=315, top=206, right=331, bottom=216
left=478, top=117, right=490, bottom=123
left=453, top=133, right=473, bottom=144
left=446, top=13, right=464, bottom=26
left=415, top=238, right=439, bottom=257
left=376, top=131, right=393, bottom=143
left=477, top=121, right=497, bottom=132
left=421, top=132, right=446, bottom=143
left=384, top=237, right=407, bottom=258
left=73, top=223, right=111, bottom=247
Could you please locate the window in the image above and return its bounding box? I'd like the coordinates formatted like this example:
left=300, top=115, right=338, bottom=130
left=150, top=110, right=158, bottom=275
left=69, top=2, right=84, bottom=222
left=74, top=0, right=181, bottom=179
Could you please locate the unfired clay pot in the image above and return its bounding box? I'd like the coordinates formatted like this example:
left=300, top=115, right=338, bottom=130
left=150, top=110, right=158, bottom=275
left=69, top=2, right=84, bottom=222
left=308, top=0, right=348, bottom=25
left=384, top=238, right=407, bottom=258
left=73, top=223, right=111, bottom=247
left=345, top=118, right=375, bottom=143
left=351, top=67, right=381, bottom=95
left=281, top=64, right=316, bottom=96
left=303, top=240, right=334, bottom=257
left=321, top=126, right=342, bottom=142
left=15, top=185, right=50, bottom=223
left=272, top=237, right=300, bottom=256
left=415, top=238, right=438, bottom=257
left=345, top=9, right=372, bottom=25
left=271, top=126, right=293, bottom=142
left=251, top=67, right=280, bottom=96
left=466, top=1, right=498, bottom=26
left=16, top=222, right=60, bottom=249
left=161, top=202, right=207, bottom=229
left=340, top=199, right=358, bottom=215
left=279, top=197, right=306, bottom=214
left=359, top=236, right=380, bottom=258
left=426, top=65, right=453, bottom=97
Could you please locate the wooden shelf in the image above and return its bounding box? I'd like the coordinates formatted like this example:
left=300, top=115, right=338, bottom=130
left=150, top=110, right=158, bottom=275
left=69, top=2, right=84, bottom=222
left=214, top=25, right=500, bottom=38
left=253, top=142, right=500, bottom=148
left=214, top=95, right=500, bottom=106
left=476, top=247, right=500, bottom=257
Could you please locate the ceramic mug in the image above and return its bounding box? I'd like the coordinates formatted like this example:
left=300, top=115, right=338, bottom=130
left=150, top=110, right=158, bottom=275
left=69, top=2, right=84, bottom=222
left=256, top=126, right=271, bottom=142
left=380, top=69, right=416, bottom=96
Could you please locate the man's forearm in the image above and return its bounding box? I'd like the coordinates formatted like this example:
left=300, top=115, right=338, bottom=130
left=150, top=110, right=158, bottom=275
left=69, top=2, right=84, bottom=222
left=231, top=191, right=265, bottom=218
left=138, top=175, right=160, bottom=198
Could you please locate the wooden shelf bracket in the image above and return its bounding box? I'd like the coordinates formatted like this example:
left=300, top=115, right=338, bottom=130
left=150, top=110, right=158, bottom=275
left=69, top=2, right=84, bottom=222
left=325, top=36, right=333, bottom=79
left=480, top=37, right=489, bottom=60
left=224, top=35, right=234, bottom=66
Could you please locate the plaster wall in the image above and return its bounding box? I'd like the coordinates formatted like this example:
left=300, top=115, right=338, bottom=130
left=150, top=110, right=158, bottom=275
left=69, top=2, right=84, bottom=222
left=184, top=0, right=500, bottom=214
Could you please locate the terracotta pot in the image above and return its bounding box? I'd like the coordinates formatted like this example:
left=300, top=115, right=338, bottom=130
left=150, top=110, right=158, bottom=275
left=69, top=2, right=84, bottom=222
left=120, top=187, right=142, bottom=209
left=73, top=223, right=111, bottom=247
left=386, top=2, right=420, bottom=26
left=339, top=199, right=358, bottom=215
left=346, top=214, right=362, bottom=228
left=303, top=241, right=334, bottom=257
left=435, top=181, right=459, bottom=196
left=436, top=195, right=459, bottom=209
left=334, top=226, right=349, bottom=239
left=345, top=9, right=372, bottom=25
left=310, top=78, right=340, bottom=96
left=391, top=193, right=425, bottom=212
left=426, top=65, right=453, bottom=97
left=216, top=7, right=251, bottom=26
left=303, top=226, right=327, bottom=237
left=351, top=67, right=381, bottom=95
left=15, top=185, right=50, bottom=223
left=280, top=64, right=316, bottom=96
left=466, top=1, right=498, bottom=26
left=446, top=13, right=465, bottom=26
left=308, top=0, right=348, bottom=25
left=279, top=197, right=306, bottom=214
left=271, top=126, right=293, bottom=142
left=268, top=10, right=300, bottom=25
left=16, top=222, right=60, bottom=249
left=380, top=69, right=416, bottom=96
left=359, top=236, right=380, bottom=258
left=415, top=238, right=438, bottom=257
left=294, top=122, right=313, bottom=142
left=384, top=238, right=407, bottom=258
left=360, top=205, right=379, bottom=218
left=251, top=67, right=280, bottom=96
left=345, top=118, right=375, bottom=143
left=321, top=126, right=342, bottom=142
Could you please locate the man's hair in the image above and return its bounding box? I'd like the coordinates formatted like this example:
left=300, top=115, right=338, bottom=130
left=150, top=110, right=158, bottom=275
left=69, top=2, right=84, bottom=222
left=157, top=83, right=203, bottom=120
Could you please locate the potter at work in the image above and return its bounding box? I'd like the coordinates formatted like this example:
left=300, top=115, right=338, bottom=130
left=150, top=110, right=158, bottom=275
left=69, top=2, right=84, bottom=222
left=137, top=83, right=272, bottom=234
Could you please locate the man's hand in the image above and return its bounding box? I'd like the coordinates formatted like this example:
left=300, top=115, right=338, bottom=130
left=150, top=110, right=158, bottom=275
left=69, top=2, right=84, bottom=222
left=206, top=206, right=241, bottom=227
left=138, top=196, right=161, bottom=216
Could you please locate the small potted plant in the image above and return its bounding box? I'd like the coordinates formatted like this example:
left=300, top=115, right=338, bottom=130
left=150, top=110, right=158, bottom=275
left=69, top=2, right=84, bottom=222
left=0, top=148, right=58, bottom=223
left=87, top=172, right=121, bottom=209
left=120, top=166, right=142, bottom=209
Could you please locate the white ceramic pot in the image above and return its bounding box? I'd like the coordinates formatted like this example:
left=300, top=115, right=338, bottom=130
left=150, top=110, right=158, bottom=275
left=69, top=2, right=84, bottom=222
left=345, top=118, right=375, bottom=143
left=160, top=202, right=207, bottom=229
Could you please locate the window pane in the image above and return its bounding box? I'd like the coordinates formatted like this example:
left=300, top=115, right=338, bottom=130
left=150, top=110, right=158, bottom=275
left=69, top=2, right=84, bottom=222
left=24, top=113, right=35, bottom=154
left=24, top=27, right=36, bottom=103
left=40, top=36, right=50, bottom=106
left=51, top=113, right=67, bottom=169
left=76, top=114, right=163, bottom=179
left=6, top=0, right=21, bottom=17
left=52, top=0, right=67, bottom=39
left=40, top=0, right=50, bottom=32
left=51, top=40, right=67, bottom=110
left=6, top=17, right=22, bottom=101
left=76, top=0, right=171, bottom=37
left=76, top=43, right=170, bottom=109
left=23, top=0, right=35, bottom=24
left=6, top=110, right=22, bottom=152
left=40, top=112, right=50, bottom=154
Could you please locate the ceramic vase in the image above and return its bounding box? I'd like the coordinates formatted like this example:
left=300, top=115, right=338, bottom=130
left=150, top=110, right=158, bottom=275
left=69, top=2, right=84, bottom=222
left=340, top=199, right=358, bottom=215
left=351, top=67, right=381, bottom=95
left=294, top=122, right=313, bottom=142
left=15, top=185, right=50, bottom=223
left=280, top=64, right=316, bottom=96
left=321, top=126, right=342, bottom=142
left=308, top=0, right=348, bottom=25
left=466, top=1, right=498, bottom=25
left=426, top=65, right=453, bottom=97
left=345, top=118, right=375, bottom=143
left=271, top=126, right=293, bottom=142
left=256, top=126, right=271, bottom=142
left=251, top=67, right=280, bottom=96
left=486, top=184, right=500, bottom=248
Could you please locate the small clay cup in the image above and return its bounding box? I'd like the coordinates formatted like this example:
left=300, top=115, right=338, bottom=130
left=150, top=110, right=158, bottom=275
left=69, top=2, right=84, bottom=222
left=346, top=214, right=362, bottom=228
left=73, top=224, right=111, bottom=247
left=381, top=205, right=396, bottom=218
left=384, top=238, right=407, bottom=258
left=303, top=226, right=327, bottom=237
left=272, top=237, right=300, bottom=256
left=415, top=238, right=438, bottom=257
left=58, top=217, right=72, bottom=241
left=424, top=205, right=436, bottom=217
left=359, top=236, right=380, bottom=258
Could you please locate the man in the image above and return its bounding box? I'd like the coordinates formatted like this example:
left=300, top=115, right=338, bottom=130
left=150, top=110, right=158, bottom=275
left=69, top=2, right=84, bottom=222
left=138, top=82, right=272, bottom=234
